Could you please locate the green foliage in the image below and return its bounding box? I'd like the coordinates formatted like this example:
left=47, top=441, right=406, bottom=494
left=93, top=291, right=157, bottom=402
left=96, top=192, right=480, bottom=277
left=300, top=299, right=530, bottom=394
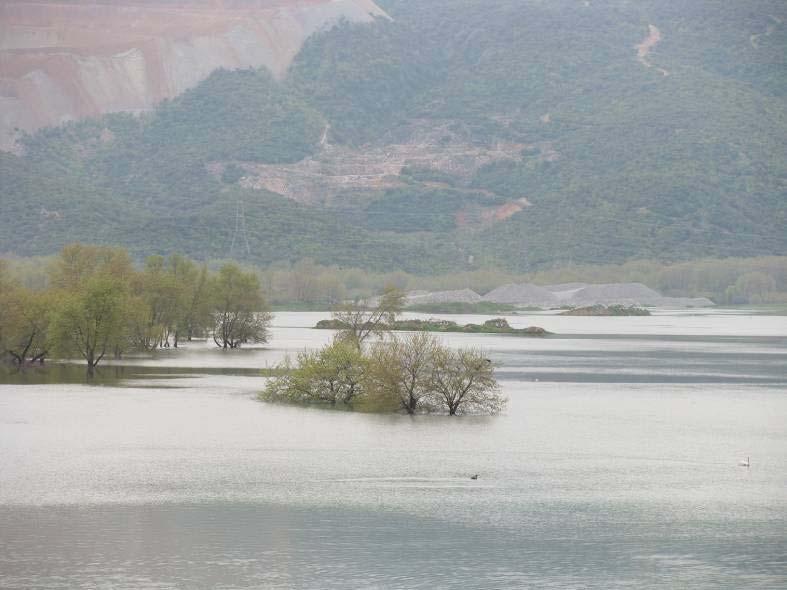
left=127, top=256, right=183, bottom=350
left=49, top=275, right=130, bottom=376
left=221, top=164, right=246, bottom=185
left=723, top=272, right=780, bottom=305
left=262, top=334, right=504, bottom=415
left=364, top=187, right=500, bottom=232
left=0, top=287, right=52, bottom=365
left=48, top=243, right=134, bottom=291
left=262, top=341, right=368, bottom=406
left=1, top=0, right=785, bottom=270
left=1, top=245, right=277, bottom=374
left=208, top=263, right=272, bottom=348
left=148, top=68, right=324, bottom=164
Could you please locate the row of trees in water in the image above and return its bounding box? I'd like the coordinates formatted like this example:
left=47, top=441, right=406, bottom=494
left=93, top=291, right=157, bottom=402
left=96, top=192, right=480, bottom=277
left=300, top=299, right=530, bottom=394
left=0, top=244, right=271, bottom=376
left=2, top=244, right=503, bottom=414
left=263, top=289, right=505, bottom=415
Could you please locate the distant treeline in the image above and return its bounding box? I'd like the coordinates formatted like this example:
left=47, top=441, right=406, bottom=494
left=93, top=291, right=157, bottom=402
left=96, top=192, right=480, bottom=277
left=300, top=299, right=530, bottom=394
left=261, top=256, right=787, bottom=305
left=4, top=252, right=786, bottom=307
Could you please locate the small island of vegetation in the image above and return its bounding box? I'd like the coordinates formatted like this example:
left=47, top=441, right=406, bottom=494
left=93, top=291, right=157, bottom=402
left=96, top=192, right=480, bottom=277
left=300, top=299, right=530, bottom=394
left=559, top=305, right=651, bottom=316
left=263, top=289, right=506, bottom=415
left=315, top=317, right=549, bottom=336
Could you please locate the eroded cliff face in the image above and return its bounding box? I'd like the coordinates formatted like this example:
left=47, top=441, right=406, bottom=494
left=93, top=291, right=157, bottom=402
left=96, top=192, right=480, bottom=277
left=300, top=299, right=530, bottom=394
left=0, top=0, right=387, bottom=151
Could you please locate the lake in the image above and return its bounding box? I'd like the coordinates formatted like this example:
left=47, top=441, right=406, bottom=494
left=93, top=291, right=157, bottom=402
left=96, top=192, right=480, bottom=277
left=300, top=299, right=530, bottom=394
left=1, top=310, right=786, bottom=589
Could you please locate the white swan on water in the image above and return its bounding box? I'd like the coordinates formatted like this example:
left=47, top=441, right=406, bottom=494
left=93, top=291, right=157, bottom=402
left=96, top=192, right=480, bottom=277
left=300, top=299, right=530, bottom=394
left=738, top=456, right=750, bottom=467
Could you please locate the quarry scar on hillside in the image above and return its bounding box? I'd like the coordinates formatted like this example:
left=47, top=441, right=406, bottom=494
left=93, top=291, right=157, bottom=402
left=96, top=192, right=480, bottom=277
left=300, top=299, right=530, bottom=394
left=0, top=0, right=388, bottom=151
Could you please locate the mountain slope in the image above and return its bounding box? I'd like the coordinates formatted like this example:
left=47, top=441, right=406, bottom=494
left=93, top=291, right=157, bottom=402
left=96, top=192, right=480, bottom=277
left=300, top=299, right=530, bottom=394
left=1, top=0, right=785, bottom=271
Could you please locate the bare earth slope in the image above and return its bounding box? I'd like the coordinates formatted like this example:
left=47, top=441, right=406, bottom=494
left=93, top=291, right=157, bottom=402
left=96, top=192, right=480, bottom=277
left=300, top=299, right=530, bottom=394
left=0, top=0, right=387, bottom=150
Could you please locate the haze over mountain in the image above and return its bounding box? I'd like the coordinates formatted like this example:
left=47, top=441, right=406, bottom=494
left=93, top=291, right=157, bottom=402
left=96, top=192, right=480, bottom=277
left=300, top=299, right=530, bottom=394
left=1, top=0, right=785, bottom=272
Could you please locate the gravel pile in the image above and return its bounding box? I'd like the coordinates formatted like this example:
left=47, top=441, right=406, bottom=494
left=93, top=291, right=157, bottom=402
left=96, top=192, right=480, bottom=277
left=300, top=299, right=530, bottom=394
left=394, top=282, right=713, bottom=309
left=482, top=283, right=559, bottom=307
left=406, top=288, right=483, bottom=305
left=545, top=282, right=713, bottom=307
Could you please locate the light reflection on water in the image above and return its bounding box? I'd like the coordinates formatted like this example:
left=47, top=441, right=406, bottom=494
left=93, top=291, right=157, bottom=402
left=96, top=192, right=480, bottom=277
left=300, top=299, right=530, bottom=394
left=0, top=311, right=785, bottom=589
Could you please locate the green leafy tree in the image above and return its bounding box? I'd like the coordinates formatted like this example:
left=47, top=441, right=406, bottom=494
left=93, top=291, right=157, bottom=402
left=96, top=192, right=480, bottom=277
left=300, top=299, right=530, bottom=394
left=263, top=341, right=368, bottom=406
left=48, top=243, right=134, bottom=291
left=724, top=271, right=778, bottom=304
left=167, top=254, right=211, bottom=345
left=209, top=264, right=272, bottom=348
left=49, top=276, right=129, bottom=377
left=264, top=335, right=505, bottom=416
left=128, top=255, right=183, bottom=350
left=1, top=286, right=52, bottom=366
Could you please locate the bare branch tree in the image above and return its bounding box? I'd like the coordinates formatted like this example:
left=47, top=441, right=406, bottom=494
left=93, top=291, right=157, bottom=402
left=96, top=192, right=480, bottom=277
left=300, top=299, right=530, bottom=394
left=368, top=332, right=439, bottom=414
left=430, top=347, right=505, bottom=415
left=332, top=286, right=404, bottom=349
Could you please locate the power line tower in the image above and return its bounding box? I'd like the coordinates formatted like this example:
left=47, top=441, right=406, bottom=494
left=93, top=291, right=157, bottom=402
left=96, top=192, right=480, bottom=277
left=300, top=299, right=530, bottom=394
left=230, top=198, right=251, bottom=259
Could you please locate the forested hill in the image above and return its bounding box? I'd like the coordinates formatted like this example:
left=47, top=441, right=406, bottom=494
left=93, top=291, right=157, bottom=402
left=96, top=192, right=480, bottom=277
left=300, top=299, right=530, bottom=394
left=2, top=0, right=786, bottom=272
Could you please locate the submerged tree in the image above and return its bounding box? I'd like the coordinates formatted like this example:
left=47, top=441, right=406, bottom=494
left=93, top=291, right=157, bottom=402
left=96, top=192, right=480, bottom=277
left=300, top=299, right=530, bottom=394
left=128, top=255, right=182, bottom=350
left=49, top=275, right=129, bottom=377
left=263, top=341, right=368, bottom=406
left=368, top=332, right=439, bottom=414
left=168, top=254, right=211, bottom=345
left=0, top=287, right=52, bottom=366
left=264, top=335, right=505, bottom=416
left=209, top=263, right=272, bottom=349
left=430, top=347, right=504, bottom=415
left=332, top=286, right=404, bottom=349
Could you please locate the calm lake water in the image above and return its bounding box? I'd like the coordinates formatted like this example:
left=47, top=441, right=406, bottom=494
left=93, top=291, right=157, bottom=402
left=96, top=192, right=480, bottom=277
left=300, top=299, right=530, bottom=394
left=1, top=310, right=786, bottom=589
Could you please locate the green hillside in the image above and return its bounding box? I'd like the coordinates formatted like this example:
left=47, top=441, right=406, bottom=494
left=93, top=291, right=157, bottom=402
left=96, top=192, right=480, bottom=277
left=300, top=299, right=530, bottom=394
left=1, top=0, right=785, bottom=272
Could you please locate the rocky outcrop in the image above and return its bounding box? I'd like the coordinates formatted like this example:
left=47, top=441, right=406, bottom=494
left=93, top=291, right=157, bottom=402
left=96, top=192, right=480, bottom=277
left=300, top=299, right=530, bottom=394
left=0, top=0, right=387, bottom=151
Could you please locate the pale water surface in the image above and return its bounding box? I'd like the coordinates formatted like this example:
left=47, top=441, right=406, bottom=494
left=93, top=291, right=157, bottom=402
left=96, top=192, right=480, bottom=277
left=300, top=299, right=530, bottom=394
left=1, top=311, right=785, bottom=588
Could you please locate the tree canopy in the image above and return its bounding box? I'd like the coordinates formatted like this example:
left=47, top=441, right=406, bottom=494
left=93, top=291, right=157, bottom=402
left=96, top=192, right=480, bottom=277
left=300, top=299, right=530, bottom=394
left=263, top=334, right=505, bottom=416
left=1, top=244, right=273, bottom=375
